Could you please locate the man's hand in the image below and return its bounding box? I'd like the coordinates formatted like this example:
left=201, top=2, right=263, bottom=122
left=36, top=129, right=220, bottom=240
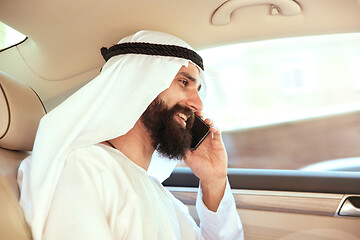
left=184, top=113, right=228, bottom=212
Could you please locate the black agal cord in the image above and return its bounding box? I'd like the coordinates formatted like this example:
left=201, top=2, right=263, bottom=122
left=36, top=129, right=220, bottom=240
left=101, top=42, right=204, bottom=71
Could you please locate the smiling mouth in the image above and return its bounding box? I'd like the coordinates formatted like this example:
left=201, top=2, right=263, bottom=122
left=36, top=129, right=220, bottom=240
left=178, top=113, right=188, bottom=122
left=175, top=112, right=190, bottom=128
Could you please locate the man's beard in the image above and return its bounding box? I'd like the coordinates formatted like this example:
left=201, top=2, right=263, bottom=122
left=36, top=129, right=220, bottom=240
left=140, top=98, right=195, bottom=160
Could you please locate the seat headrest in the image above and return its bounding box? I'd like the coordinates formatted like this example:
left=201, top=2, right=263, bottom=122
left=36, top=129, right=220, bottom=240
left=0, top=72, right=46, bottom=151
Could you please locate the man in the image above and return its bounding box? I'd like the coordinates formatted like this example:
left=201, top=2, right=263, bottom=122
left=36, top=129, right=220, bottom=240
left=18, top=30, right=244, bottom=239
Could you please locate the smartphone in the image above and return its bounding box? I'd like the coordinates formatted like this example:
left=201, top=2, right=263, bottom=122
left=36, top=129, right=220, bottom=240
left=190, top=115, right=210, bottom=151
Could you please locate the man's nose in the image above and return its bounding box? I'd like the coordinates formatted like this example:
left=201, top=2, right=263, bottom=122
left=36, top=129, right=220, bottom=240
left=186, top=91, right=203, bottom=112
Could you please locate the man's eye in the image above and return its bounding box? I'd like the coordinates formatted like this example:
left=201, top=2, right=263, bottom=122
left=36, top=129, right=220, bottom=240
left=179, top=79, right=188, bottom=86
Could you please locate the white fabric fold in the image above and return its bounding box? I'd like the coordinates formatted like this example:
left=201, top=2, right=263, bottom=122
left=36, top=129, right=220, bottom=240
left=33, top=143, right=242, bottom=240
left=196, top=179, right=244, bottom=240
left=18, top=30, right=202, bottom=240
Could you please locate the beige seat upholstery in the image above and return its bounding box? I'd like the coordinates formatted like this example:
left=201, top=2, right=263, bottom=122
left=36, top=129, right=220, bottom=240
left=0, top=71, right=46, bottom=240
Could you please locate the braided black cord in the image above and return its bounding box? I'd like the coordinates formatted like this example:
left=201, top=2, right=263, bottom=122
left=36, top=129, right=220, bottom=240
left=101, top=42, right=204, bottom=70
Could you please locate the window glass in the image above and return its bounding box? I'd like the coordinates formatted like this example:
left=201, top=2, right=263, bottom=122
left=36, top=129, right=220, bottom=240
left=0, top=22, right=26, bottom=51
left=199, top=33, right=360, bottom=171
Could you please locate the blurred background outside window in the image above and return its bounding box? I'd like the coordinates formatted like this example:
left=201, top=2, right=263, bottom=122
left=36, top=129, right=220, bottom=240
left=199, top=33, right=360, bottom=171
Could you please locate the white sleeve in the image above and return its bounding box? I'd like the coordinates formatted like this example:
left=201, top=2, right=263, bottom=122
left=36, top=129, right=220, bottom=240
left=43, top=156, right=114, bottom=240
left=196, top=179, right=244, bottom=240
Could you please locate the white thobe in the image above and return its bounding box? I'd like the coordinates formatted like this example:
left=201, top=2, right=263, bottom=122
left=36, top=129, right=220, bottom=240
left=42, top=143, right=244, bottom=240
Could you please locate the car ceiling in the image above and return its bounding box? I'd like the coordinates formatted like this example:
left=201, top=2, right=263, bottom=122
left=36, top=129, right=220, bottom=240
left=0, top=0, right=360, bottom=109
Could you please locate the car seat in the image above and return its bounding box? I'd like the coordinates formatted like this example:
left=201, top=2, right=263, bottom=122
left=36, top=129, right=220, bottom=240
left=0, top=71, right=46, bottom=240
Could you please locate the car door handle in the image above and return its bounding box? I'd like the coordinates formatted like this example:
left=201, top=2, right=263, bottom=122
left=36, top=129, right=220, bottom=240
left=338, top=196, right=360, bottom=217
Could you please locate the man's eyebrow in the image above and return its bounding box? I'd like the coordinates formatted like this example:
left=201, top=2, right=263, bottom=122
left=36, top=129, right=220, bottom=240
left=178, top=72, right=202, bottom=91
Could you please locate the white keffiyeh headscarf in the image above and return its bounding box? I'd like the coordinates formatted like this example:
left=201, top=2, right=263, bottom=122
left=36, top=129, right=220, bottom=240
left=18, top=30, right=205, bottom=240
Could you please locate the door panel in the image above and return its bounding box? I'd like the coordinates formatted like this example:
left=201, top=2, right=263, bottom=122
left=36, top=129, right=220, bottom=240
left=168, top=188, right=360, bottom=239
left=169, top=188, right=344, bottom=216
left=165, top=168, right=360, bottom=239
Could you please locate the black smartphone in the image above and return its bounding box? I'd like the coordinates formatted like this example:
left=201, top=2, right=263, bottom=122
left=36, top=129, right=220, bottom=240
left=190, top=115, right=210, bottom=151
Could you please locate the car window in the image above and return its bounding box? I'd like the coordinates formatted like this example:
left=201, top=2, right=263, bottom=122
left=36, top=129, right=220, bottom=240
left=198, top=33, right=360, bottom=171
left=0, top=21, right=26, bottom=51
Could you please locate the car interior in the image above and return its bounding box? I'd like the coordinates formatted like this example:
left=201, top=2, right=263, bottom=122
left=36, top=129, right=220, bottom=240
left=1, top=0, right=360, bottom=239
left=0, top=71, right=45, bottom=239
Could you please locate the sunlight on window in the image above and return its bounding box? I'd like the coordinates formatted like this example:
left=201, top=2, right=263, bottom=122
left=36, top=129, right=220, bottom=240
left=199, top=33, right=360, bottom=132
left=199, top=33, right=360, bottom=171
left=0, top=22, right=26, bottom=50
